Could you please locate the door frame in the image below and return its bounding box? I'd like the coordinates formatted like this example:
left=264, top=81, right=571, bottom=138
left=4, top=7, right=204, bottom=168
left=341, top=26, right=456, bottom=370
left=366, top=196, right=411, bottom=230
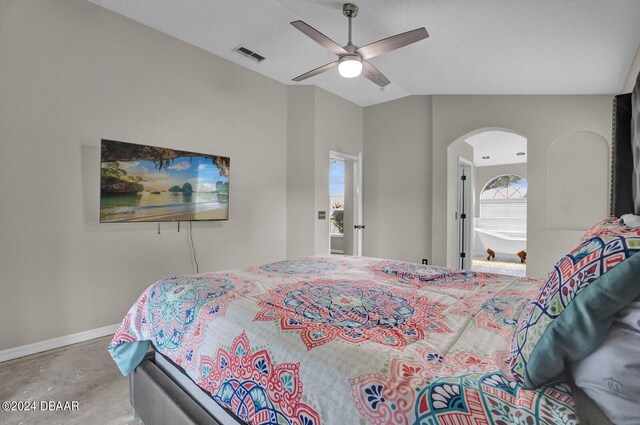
left=329, top=151, right=363, bottom=256
left=457, top=158, right=473, bottom=270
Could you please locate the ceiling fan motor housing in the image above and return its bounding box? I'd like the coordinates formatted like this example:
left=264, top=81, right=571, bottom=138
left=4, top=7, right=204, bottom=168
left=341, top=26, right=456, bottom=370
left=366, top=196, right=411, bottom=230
left=340, top=54, right=361, bottom=62
left=343, top=3, right=359, bottom=18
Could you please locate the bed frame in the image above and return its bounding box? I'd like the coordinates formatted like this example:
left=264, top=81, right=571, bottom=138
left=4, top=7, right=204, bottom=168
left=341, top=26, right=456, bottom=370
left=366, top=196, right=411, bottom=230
left=130, top=353, right=224, bottom=425
left=129, top=71, right=640, bottom=425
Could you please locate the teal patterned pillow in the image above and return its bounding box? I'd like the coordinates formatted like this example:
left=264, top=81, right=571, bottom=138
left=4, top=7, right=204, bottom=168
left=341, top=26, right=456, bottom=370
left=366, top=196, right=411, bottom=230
left=509, top=229, right=640, bottom=388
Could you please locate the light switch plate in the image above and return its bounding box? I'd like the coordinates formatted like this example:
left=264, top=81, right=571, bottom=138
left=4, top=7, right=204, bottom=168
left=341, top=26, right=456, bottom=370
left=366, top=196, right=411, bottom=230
left=318, top=211, right=326, bottom=220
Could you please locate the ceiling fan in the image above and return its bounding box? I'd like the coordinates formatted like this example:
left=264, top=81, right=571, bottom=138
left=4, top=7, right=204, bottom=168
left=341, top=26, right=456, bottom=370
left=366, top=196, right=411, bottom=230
left=291, top=3, right=429, bottom=87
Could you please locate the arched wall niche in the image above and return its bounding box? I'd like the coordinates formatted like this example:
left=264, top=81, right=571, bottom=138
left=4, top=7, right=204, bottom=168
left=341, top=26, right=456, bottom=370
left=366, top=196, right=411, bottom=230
left=547, top=131, right=609, bottom=230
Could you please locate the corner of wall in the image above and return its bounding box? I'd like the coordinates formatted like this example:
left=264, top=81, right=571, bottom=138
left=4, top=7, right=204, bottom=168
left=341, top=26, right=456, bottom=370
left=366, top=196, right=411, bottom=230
left=286, top=86, right=317, bottom=259
left=286, top=85, right=365, bottom=259
left=362, top=95, right=434, bottom=263
left=622, top=43, right=640, bottom=93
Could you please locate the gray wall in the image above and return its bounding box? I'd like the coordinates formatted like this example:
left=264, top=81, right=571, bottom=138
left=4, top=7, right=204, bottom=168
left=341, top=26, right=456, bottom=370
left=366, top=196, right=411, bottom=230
left=431, top=96, right=612, bottom=277
left=362, top=96, right=611, bottom=277
left=286, top=86, right=363, bottom=259
left=0, top=0, right=292, bottom=350
left=286, top=86, right=316, bottom=258
left=622, top=44, right=640, bottom=93
left=362, top=96, right=433, bottom=263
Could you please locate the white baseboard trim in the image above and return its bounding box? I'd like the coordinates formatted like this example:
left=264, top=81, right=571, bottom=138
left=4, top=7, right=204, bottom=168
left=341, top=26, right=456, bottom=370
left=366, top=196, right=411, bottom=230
left=0, top=323, right=120, bottom=363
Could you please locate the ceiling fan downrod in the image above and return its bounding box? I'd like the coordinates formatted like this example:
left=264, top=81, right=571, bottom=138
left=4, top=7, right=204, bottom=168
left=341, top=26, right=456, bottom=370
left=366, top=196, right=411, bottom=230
left=343, top=3, right=358, bottom=47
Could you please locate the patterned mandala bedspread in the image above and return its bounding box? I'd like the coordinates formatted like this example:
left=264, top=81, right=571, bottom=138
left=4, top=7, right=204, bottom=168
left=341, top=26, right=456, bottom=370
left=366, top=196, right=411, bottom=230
left=109, top=256, right=579, bottom=425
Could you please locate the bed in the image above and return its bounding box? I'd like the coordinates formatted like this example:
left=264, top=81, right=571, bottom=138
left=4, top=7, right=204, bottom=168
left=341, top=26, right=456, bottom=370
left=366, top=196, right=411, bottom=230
left=112, top=256, right=579, bottom=424
left=110, top=71, right=639, bottom=425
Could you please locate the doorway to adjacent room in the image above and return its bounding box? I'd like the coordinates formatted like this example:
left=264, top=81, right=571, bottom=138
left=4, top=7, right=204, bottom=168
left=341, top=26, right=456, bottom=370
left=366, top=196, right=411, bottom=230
left=473, top=174, right=528, bottom=276
left=329, top=151, right=363, bottom=256
left=449, top=129, right=528, bottom=276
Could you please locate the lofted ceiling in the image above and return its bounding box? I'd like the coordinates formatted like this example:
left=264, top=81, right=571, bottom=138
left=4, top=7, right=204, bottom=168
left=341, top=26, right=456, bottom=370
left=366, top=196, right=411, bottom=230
left=88, top=0, right=640, bottom=107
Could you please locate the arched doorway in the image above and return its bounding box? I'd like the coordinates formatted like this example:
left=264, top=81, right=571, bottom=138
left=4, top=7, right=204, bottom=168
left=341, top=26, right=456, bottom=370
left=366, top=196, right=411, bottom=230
left=446, top=129, right=527, bottom=276
left=473, top=174, right=527, bottom=276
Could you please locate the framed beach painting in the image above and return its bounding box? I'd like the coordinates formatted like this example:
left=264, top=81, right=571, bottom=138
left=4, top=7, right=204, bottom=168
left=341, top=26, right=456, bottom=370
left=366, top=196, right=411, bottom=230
left=100, top=139, right=229, bottom=222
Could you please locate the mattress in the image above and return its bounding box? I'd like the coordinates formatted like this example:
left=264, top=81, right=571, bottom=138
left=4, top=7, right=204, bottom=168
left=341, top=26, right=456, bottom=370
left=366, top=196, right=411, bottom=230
left=110, top=255, right=584, bottom=424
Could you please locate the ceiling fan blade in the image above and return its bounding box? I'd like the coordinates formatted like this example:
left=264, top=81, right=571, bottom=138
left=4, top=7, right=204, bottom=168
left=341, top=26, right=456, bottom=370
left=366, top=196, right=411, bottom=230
left=292, top=60, right=339, bottom=82
left=361, top=61, right=391, bottom=87
left=291, top=20, right=348, bottom=56
left=356, top=27, right=429, bottom=60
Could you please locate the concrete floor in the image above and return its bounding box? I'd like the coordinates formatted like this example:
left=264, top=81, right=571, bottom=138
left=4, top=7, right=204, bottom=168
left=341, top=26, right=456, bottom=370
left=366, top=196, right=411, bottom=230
left=0, top=336, right=142, bottom=425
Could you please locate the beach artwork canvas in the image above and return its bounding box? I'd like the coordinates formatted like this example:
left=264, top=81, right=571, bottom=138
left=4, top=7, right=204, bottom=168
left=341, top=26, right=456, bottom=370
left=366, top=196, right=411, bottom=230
left=100, top=139, right=229, bottom=222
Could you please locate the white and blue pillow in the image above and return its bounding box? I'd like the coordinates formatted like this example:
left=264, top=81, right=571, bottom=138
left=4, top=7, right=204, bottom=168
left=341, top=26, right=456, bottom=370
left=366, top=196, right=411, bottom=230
left=509, top=219, right=640, bottom=388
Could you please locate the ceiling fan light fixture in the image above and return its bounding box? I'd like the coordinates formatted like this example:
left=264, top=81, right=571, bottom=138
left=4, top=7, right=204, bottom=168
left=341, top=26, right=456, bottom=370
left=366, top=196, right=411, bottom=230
left=338, top=55, right=362, bottom=78
left=290, top=4, right=428, bottom=87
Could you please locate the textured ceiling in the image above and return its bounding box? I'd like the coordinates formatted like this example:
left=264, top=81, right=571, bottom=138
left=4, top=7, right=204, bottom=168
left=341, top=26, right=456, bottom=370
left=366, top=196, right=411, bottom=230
left=88, top=0, right=640, bottom=107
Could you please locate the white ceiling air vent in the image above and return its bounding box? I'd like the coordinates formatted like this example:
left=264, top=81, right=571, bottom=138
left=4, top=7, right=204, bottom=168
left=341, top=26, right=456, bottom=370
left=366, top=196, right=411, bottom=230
left=233, top=46, right=266, bottom=63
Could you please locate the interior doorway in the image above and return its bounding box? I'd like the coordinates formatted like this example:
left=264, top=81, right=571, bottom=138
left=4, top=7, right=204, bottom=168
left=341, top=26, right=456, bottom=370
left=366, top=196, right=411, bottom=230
left=329, top=151, right=363, bottom=256
left=457, top=159, right=473, bottom=270
left=473, top=174, right=527, bottom=276
left=448, top=129, right=527, bottom=276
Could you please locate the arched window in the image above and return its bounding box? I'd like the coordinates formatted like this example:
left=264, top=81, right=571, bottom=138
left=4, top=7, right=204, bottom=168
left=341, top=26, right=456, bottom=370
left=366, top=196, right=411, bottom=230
left=480, top=175, right=527, bottom=200
left=479, top=174, right=527, bottom=234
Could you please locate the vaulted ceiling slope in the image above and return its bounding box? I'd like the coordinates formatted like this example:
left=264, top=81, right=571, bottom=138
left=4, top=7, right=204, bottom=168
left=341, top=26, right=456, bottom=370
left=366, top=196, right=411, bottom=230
left=89, top=0, right=640, bottom=107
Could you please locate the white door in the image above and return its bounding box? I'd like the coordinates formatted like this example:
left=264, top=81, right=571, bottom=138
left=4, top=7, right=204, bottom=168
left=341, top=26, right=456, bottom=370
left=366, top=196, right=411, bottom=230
left=457, top=160, right=473, bottom=269
left=329, top=151, right=363, bottom=256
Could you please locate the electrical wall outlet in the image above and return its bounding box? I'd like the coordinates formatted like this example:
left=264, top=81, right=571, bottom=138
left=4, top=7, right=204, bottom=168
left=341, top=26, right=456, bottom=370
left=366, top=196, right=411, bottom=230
left=318, top=211, right=326, bottom=220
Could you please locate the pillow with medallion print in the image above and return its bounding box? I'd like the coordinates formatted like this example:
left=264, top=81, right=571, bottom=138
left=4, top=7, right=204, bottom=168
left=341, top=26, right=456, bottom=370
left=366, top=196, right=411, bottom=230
left=509, top=228, right=640, bottom=389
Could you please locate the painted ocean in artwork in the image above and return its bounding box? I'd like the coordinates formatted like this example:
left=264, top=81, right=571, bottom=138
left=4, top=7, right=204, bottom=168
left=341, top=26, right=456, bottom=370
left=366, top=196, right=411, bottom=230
left=100, top=140, right=229, bottom=222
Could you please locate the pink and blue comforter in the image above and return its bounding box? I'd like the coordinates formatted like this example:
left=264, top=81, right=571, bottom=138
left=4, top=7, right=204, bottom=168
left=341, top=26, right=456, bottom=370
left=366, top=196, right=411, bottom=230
left=109, top=256, right=578, bottom=425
